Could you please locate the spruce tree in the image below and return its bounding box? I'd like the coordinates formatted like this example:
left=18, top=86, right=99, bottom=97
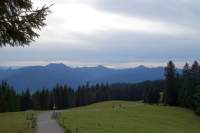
left=164, top=61, right=178, bottom=105
left=178, top=63, right=190, bottom=107
left=193, top=85, right=200, bottom=115
left=0, top=0, right=51, bottom=47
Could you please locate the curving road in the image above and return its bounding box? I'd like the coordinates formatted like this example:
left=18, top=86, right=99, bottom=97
left=36, top=111, right=64, bottom=133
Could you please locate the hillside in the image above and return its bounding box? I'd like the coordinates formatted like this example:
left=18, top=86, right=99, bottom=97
left=58, top=101, right=200, bottom=133
left=0, top=63, right=165, bottom=90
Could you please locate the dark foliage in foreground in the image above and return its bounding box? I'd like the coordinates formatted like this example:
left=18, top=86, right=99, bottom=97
left=0, top=0, right=51, bottom=47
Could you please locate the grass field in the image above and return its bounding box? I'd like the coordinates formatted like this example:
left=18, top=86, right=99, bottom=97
left=58, top=101, right=200, bottom=133
left=0, top=111, right=38, bottom=133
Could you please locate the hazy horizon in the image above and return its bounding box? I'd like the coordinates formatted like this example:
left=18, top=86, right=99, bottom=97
left=0, top=60, right=197, bottom=69
left=1, top=0, right=200, bottom=68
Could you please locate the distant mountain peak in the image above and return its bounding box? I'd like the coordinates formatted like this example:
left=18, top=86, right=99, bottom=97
left=81, top=65, right=108, bottom=70
left=134, top=65, right=148, bottom=69
left=47, top=63, right=66, bottom=67
left=46, top=63, right=70, bottom=70
left=96, top=65, right=107, bottom=69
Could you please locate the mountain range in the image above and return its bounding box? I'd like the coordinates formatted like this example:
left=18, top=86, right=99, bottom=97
left=0, top=63, right=166, bottom=91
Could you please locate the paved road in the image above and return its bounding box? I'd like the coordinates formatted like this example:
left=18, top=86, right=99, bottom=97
left=36, top=111, right=65, bottom=133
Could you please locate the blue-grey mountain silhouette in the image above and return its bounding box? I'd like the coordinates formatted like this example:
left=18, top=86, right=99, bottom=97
left=0, top=63, right=165, bottom=91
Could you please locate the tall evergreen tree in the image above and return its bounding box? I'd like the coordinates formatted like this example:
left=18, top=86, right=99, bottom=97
left=164, top=61, right=178, bottom=105
left=193, top=85, right=200, bottom=115
left=178, top=63, right=190, bottom=107
left=25, top=89, right=31, bottom=110
left=188, top=61, right=200, bottom=108
left=0, top=81, right=19, bottom=112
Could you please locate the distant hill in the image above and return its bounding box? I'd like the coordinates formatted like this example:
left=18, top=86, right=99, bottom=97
left=0, top=63, right=166, bottom=91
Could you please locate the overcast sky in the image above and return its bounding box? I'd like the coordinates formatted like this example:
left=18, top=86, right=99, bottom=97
left=1, top=0, right=200, bottom=68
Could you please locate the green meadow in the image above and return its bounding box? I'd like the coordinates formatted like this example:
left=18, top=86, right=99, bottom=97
left=58, top=101, right=200, bottom=133
left=0, top=111, right=38, bottom=133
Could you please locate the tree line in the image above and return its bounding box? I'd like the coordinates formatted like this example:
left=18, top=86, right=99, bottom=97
left=0, top=80, right=164, bottom=112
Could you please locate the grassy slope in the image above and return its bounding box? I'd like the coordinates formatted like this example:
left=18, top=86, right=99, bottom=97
left=0, top=111, right=38, bottom=133
left=59, top=101, right=200, bottom=133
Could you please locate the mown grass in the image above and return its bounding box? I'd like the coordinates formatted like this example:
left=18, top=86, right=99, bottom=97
left=58, top=101, right=200, bottom=133
left=0, top=111, right=39, bottom=133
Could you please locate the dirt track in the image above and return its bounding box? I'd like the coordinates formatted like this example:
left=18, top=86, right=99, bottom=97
left=36, top=111, right=64, bottom=133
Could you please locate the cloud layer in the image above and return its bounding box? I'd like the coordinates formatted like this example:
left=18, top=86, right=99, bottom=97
left=0, top=0, right=200, bottom=67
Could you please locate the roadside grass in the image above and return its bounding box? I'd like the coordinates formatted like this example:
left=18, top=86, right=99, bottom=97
left=58, top=101, right=200, bottom=133
left=0, top=111, right=39, bottom=133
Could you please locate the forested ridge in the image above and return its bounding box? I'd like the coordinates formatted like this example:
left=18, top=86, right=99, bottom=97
left=0, top=61, right=200, bottom=116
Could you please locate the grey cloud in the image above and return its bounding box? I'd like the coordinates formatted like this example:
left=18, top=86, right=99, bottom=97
left=1, top=30, right=199, bottom=64
left=94, top=0, right=200, bottom=29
